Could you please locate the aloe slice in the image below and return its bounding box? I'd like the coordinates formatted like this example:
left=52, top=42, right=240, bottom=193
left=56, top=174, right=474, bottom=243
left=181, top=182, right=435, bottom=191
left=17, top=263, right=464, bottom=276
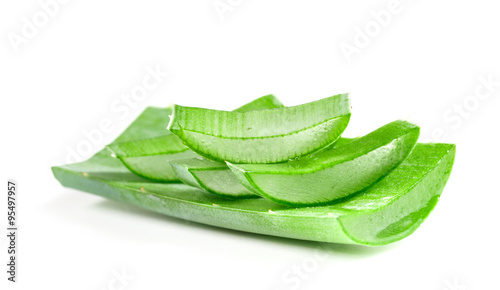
left=52, top=106, right=456, bottom=246
left=107, top=95, right=284, bottom=182
left=107, top=135, right=197, bottom=182
left=168, top=94, right=351, bottom=163
left=170, top=157, right=256, bottom=198
left=168, top=94, right=284, bottom=197
left=170, top=138, right=356, bottom=199
left=227, top=120, right=420, bottom=206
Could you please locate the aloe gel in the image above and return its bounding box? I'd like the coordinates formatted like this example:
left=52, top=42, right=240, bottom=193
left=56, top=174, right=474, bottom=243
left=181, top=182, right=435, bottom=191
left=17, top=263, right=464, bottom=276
left=168, top=94, right=351, bottom=163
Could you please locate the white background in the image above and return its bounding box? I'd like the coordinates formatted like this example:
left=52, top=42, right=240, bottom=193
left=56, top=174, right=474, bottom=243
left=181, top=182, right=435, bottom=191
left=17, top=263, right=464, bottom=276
left=1, top=1, right=499, bottom=289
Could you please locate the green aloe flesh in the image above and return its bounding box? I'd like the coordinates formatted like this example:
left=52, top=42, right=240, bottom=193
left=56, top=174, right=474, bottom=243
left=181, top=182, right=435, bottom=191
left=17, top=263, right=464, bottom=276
left=108, top=135, right=197, bottom=182
left=170, top=157, right=257, bottom=199
left=52, top=106, right=455, bottom=246
left=107, top=95, right=284, bottom=182
left=170, top=138, right=356, bottom=199
left=167, top=93, right=351, bottom=163
left=227, top=120, right=420, bottom=206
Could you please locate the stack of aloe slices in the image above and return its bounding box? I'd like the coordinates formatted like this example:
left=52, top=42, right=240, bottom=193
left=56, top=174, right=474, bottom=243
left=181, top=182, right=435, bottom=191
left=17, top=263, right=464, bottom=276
left=52, top=94, right=455, bottom=246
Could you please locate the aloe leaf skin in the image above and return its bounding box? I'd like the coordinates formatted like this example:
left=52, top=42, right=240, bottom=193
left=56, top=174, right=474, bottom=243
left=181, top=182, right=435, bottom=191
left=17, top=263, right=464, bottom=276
left=52, top=107, right=455, bottom=246
left=170, top=138, right=356, bottom=199
left=227, top=120, right=420, bottom=206
left=167, top=93, right=351, bottom=164
left=107, top=94, right=284, bottom=182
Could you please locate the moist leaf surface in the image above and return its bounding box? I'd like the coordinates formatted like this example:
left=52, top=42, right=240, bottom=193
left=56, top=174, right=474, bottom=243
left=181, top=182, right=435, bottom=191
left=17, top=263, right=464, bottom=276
left=170, top=137, right=356, bottom=199
left=227, top=120, right=420, bottom=206
left=108, top=95, right=284, bottom=182
left=168, top=94, right=351, bottom=163
left=53, top=107, right=455, bottom=246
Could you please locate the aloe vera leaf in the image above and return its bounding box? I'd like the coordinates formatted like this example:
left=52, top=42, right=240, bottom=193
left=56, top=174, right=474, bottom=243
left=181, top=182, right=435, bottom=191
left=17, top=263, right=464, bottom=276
left=106, top=105, right=184, bottom=182
left=169, top=97, right=349, bottom=198
left=167, top=93, right=351, bottom=163
left=227, top=120, right=420, bottom=206
left=52, top=107, right=455, bottom=246
left=52, top=143, right=455, bottom=246
left=170, top=157, right=256, bottom=198
left=170, top=138, right=356, bottom=199
left=107, top=135, right=198, bottom=182
left=168, top=94, right=285, bottom=198
left=107, top=95, right=284, bottom=182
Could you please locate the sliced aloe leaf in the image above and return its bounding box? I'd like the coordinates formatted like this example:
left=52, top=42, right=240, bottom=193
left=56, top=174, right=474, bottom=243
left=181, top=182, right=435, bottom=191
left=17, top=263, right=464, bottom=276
left=227, top=120, right=420, bottom=206
left=107, top=95, right=284, bottom=182
left=168, top=93, right=351, bottom=163
left=52, top=106, right=456, bottom=246
left=168, top=94, right=285, bottom=197
left=170, top=138, right=356, bottom=199
left=170, top=157, right=256, bottom=199
left=107, top=135, right=197, bottom=182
